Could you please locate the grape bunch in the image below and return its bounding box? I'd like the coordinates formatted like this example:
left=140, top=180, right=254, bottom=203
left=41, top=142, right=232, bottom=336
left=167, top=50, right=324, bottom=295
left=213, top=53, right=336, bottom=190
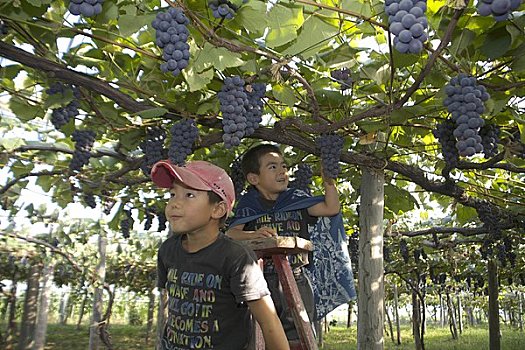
left=244, top=83, right=266, bottom=137
left=477, top=0, right=522, bottom=22
left=144, top=207, right=154, bottom=231
left=348, top=234, right=359, bottom=268
left=47, top=83, right=81, bottom=130
left=120, top=209, right=133, bottom=239
left=69, top=130, right=96, bottom=172
left=68, top=0, right=104, bottom=17
left=151, top=7, right=190, bottom=77
left=316, top=133, right=344, bottom=179
left=433, top=119, right=459, bottom=167
left=208, top=0, right=238, bottom=19
left=83, top=193, right=96, bottom=208
left=290, top=163, right=313, bottom=194
left=219, top=76, right=249, bottom=149
left=385, top=0, right=428, bottom=54
left=168, top=119, right=199, bottom=166
left=399, top=239, right=409, bottom=263
left=230, top=158, right=245, bottom=198
left=479, top=123, right=500, bottom=158
left=330, top=68, right=353, bottom=90
left=0, top=20, right=7, bottom=36
left=443, top=74, right=490, bottom=157
left=140, top=126, right=167, bottom=176
left=157, top=210, right=167, bottom=232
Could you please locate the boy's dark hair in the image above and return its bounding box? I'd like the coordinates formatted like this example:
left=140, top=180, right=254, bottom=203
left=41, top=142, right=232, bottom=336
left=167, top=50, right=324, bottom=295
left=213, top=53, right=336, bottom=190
left=208, top=191, right=228, bottom=226
left=241, top=144, right=282, bottom=177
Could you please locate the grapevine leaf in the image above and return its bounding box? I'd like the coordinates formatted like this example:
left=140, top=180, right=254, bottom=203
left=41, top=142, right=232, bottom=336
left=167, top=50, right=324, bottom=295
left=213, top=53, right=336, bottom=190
left=118, top=14, right=156, bottom=37
left=481, top=27, right=511, bottom=59
left=8, top=97, right=44, bottom=122
left=266, top=4, right=304, bottom=48
left=235, top=1, right=269, bottom=35
left=272, top=84, right=298, bottom=107
left=183, top=66, right=214, bottom=93
left=456, top=205, right=477, bottom=225
left=0, top=138, right=26, bottom=152
left=192, top=43, right=244, bottom=72
left=283, top=16, right=339, bottom=58
left=132, top=107, right=169, bottom=119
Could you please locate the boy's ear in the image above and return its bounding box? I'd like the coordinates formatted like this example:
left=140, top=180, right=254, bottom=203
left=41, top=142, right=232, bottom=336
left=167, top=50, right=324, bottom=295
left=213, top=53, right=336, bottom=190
left=246, top=173, right=258, bottom=185
left=211, top=201, right=227, bottom=219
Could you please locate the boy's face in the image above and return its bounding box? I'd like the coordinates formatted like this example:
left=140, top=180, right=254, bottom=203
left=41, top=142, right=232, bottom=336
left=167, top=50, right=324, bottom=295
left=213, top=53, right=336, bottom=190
left=165, top=181, right=226, bottom=235
left=247, top=152, right=289, bottom=199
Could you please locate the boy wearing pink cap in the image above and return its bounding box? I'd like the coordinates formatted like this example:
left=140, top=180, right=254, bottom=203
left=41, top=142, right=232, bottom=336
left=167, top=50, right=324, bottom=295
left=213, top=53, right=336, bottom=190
left=151, top=160, right=289, bottom=350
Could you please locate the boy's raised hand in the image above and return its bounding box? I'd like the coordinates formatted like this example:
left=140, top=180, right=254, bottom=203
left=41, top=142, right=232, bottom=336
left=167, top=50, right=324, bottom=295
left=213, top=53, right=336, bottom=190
left=254, top=226, right=278, bottom=238
left=321, top=164, right=335, bottom=186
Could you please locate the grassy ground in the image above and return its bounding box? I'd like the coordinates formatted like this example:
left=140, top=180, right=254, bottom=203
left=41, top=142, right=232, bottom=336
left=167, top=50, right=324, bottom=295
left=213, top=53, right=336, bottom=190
left=321, top=324, right=525, bottom=350
left=3, top=323, right=524, bottom=349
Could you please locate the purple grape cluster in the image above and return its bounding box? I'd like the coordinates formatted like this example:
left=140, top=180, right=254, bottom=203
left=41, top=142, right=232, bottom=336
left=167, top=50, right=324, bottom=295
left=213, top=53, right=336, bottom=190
left=68, top=0, right=104, bottom=17
left=219, top=76, right=249, bottom=149
left=209, top=0, right=238, bottom=19
left=151, top=7, right=190, bottom=77
left=83, top=193, right=96, bottom=208
left=477, top=0, right=522, bottom=22
left=290, top=163, right=313, bottom=194
left=157, top=210, right=167, bottom=232
left=316, top=133, right=344, bottom=179
left=433, top=119, right=459, bottom=167
left=120, top=209, right=133, bottom=239
left=144, top=207, right=154, bottom=230
left=443, top=74, right=490, bottom=157
left=168, top=119, right=199, bottom=166
left=140, top=126, right=166, bottom=176
left=480, top=123, right=500, bottom=158
left=69, top=130, right=96, bottom=172
left=244, top=83, right=266, bottom=136
left=385, top=0, right=428, bottom=54
left=230, top=158, right=245, bottom=198
left=330, top=68, right=353, bottom=90
left=0, top=20, right=8, bottom=36
left=47, top=83, right=81, bottom=130
left=399, top=238, right=409, bottom=263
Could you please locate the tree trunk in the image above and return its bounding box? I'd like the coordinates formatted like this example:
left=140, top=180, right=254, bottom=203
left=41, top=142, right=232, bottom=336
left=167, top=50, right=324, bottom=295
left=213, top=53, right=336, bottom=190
left=518, top=292, right=523, bottom=332
left=446, top=292, right=458, bottom=340
left=456, top=293, right=463, bottom=334
left=393, top=283, right=401, bottom=345
left=357, top=166, right=385, bottom=350
left=156, top=289, right=168, bottom=350
left=33, top=262, right=54, bottom=350
left=77, top=287, right=89, bottom=330
left=347, top=301, right=353, bottom=328
left=412, top=290, right=423, bottom=350
left=315, top=320, right=323, bottom=348
left=89, top=232, right=107, bottom=350
left=385, top=304, right=394, bottom=344
left=439, top=293, right=446, bottom=328
left=146, top=289, right=156, bottom=345
left=5, top=279, right=18, bottom=350
left=18, top=263, right=41, bottom=350
left=488, top=259, right=500, bottom=350
left=59, top=290, right=69, bottom=325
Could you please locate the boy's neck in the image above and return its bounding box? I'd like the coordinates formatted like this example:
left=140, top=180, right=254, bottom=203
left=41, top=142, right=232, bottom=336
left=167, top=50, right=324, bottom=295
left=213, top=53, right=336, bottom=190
left=182, top=229, right=220, bottom=253
left=255, top=186, right=285, bottom=201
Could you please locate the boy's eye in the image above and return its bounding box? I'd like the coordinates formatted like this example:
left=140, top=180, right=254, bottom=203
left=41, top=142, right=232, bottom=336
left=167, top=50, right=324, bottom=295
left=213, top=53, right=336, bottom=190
left=186, top=192, right=195, bottom=198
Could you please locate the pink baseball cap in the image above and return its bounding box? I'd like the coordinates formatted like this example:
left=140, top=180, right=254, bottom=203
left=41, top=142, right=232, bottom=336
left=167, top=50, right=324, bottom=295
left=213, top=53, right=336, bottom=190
left=150, top=160, right=235, bottom=214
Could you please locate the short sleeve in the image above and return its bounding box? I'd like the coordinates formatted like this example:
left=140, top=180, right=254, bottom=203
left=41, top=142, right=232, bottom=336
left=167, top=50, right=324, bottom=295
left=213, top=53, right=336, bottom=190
left=157, top=244, right=167, bottom=289
left=229, top=247, right=269, bottom=303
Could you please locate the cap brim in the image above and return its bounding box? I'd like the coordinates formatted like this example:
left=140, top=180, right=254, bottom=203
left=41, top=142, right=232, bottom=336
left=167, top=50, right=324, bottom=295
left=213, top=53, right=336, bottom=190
left=151, top=161, right=212, bottom=191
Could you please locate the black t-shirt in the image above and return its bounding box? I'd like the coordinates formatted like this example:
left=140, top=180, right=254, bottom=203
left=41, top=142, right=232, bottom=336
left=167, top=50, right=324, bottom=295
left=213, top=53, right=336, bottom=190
left=243, top=197, right=317, bottom=270
left=157, top=233, right=270, bottom=350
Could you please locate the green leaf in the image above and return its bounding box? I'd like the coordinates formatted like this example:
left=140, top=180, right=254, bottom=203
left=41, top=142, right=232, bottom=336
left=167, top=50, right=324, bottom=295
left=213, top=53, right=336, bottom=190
left=283, top=17, right=339, bottom=58
left=0, top=137, right=26, bottom=151
left=272, top=84, right=298, bottom=107
left=481, top=27, right=511, bottom=59
left=192, top=43, right=244, bottom=73
left=384, top=184, right=418, bottom=214
left=118, top=14, right=156, bottom=37
left=455, top=205, right=477, bottom=225
left=8, top=97, right=43, bottom=122
left=36, top=175, right=55, bottom=193
left=266, top=4, right=304, bottom=48
left=450, top=29, right=475, bottom=56
left=183, top=67, right=214, bottom=93
left=131, top=107, right=168, bottom=119
left=235, top=1, right=269, bottom=35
